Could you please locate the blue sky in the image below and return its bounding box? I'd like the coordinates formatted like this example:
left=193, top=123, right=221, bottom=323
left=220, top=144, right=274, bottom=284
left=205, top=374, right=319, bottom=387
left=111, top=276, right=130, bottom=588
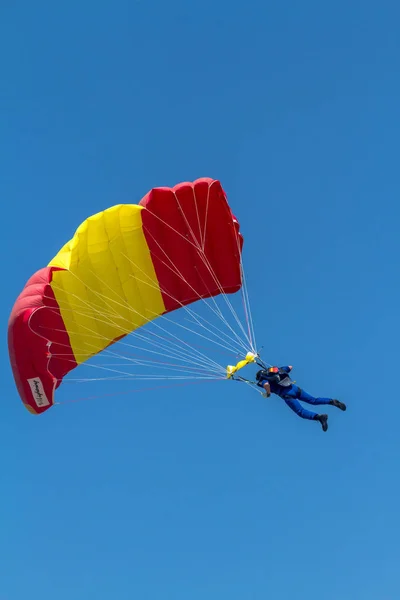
left=2, top=1, right=400, bottom=598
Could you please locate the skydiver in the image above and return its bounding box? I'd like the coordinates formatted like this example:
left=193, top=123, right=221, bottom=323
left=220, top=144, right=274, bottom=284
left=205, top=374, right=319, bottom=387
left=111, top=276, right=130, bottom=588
left=255, top=366, right=346, bottom=432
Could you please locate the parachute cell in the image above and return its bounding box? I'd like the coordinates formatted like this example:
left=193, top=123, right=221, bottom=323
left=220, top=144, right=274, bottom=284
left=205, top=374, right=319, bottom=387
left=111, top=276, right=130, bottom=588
left=8, top=178, right=243, bottom=414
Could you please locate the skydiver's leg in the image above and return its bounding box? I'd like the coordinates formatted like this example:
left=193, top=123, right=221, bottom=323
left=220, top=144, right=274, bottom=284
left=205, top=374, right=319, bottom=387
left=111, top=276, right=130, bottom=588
left=283, top=397, right=318, bottom=420
left=280, top=386, right=329, bottom=429
left=295, top=386, right=332, bottom=406
left=294, top=386, right=346, bottom=411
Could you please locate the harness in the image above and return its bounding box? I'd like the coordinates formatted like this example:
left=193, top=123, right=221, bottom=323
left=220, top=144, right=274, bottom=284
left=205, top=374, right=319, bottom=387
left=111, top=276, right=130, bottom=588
left=225, top=352, right=296, bottom=398
left=257, top=367, right=294, bottom=389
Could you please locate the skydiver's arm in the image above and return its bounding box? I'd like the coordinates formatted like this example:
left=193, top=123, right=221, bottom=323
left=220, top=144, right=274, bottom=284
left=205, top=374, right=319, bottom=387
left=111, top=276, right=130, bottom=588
left=262, top=381, right=271, bottom=397
left=281, top=366, right=293, bottom=373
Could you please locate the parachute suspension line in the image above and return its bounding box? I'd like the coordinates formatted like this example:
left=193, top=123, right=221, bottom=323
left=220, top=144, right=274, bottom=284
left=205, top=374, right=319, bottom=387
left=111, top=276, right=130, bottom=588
left=63, top=359, right=220, bottom=375
left=123, top=328, right=226, bottom=376
left=181, top=311, right=247, bottom=356
left=119, top=250, right=248, bottom=356
left=83, top=270, right=230, bottom=371
left=238, top=238, right=256, bottom=352
left=135, top=229, right=251, bottom=356
left=240, top=269, right=253, bottom=352
left=186, top=239, right=253, bottom=351
left=49, top=271, right=228, bottom=377
left=120, top=251, right=247, bottom=352
left=45, top=282, right=226, bottom=379
left=42, top=319, right=222, bottom=377
left=41, top=318, right=224, bottom=384
left=237, top=239, right=257, bottom=352
left=140, top=220, right=252, bottom=355
left=143, top=195, right=252, bottom=348
left=194, top=182, right=258, bottom=379
left=60, top=358, right=219, bottom=381
left=188, top=261, right=251, bottom=355
left=199, top=192, right=257, bottom=357
left=50, top=291, right=239, bottom=366
left=51, top=353, right=221, bottom=376
left=155, top=312, right=242, bottom=356
left=61, top=353, right=220, bottom=381
left=47, top=337, right=224, bottom=384
left=173, top=185, right=255, bottom=353
left=59, top=248, right=243, bottom=363
left=64, top=375, right=221, bottom=383
left=47, top=278, right=256, bottom=388
left=197, top=246, right=255, bottom=354
left=196, top=248, right=254, bottom=354
left=44, top=300, right=226, bottom=380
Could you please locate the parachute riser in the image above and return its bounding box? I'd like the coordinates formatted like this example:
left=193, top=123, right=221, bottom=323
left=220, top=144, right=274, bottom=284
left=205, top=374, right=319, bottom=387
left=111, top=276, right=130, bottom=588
left=255, top=359, right=268, bottom=370
left=231, top=375, right=255, bottom=384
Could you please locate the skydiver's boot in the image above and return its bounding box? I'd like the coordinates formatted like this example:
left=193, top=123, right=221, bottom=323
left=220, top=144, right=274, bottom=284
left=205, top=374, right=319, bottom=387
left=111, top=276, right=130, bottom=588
left=330, top=399, right=347, bottom=411
left=314, top=413, right=328, bottom=432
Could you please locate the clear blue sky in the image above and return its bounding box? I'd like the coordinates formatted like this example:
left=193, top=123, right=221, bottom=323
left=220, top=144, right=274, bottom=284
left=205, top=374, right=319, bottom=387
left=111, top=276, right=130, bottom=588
left=2, top=1, right=400, bottom=598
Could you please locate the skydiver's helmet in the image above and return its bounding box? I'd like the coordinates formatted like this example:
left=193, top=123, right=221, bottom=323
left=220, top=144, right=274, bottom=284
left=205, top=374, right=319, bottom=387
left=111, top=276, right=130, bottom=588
left=256, top=369, right=268, bottom=381
left=256, top=367, right=279, bottom=381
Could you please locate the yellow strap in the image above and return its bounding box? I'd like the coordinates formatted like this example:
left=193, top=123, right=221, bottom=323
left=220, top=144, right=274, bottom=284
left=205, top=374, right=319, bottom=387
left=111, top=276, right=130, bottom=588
left=226, top=352, right=256, bottom=379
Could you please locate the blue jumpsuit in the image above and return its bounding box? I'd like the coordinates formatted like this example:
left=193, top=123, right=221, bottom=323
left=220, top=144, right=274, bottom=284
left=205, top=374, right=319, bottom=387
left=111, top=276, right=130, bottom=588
left=257, top=366, right=332, bottom=420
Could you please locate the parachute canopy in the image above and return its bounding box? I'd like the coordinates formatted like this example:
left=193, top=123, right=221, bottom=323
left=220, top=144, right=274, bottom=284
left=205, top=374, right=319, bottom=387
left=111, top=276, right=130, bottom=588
left=8, top=178, right=244, bottom=414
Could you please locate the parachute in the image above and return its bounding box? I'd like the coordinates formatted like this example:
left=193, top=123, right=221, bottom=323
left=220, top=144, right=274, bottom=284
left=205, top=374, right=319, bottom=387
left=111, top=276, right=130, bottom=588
left=8, top=177, right=258, bottom=414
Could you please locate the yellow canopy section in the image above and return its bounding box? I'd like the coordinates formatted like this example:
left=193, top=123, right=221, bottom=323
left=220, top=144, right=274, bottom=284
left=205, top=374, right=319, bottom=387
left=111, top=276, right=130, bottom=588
left=48, top=204, right=166, bottom=365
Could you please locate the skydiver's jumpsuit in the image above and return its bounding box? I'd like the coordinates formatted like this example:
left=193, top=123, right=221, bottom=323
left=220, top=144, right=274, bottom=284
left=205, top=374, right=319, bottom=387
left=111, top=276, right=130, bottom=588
left=256, top=366, right=333, bottom=421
